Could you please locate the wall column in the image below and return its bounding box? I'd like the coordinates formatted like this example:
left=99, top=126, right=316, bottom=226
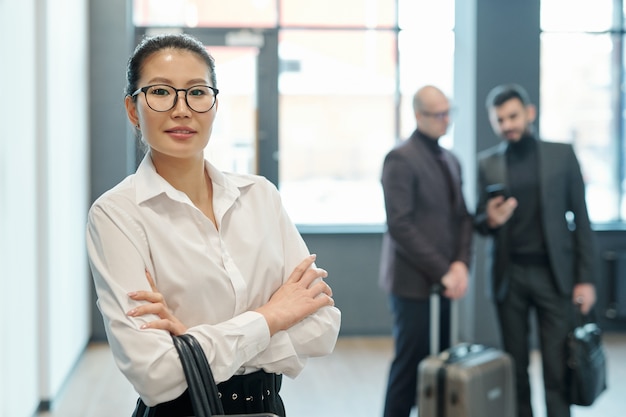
left=454, top=0, right=541, bottom=346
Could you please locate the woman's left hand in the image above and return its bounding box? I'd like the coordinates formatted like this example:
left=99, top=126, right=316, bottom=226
left=126, top=269, right=188, bottom=335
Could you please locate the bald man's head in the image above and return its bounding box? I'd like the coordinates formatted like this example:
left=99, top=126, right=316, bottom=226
left=413, top=86, right=451, bottom=139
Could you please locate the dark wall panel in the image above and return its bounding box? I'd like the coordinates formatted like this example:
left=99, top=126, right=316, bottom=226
left=302, top=233, right=393, bottom=335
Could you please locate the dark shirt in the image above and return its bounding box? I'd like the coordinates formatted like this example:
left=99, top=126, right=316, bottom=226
left=416, top=130, right=455, bottom=206
left=505, top=134, right=548, bottom=263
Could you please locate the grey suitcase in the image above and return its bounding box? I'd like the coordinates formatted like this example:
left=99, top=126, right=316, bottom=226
left=417, top=287, right=516, bottom=417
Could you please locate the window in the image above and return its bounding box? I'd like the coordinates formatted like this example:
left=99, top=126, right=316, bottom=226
left=132, top=0, right=455, bottom=227
left=540, top=0, right=622, bottom=222
left=277, top=30, right=396, bottom=225
left=281, top=0, right=395, bottom=28
left=133, top=0, right=277, bottom=28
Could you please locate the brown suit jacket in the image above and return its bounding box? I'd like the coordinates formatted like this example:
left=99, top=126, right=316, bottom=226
left=379, top=130, right=474, bottom=300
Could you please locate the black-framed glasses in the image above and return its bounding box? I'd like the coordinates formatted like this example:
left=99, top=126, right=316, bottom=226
left=131, top=84, right=219, bottom=113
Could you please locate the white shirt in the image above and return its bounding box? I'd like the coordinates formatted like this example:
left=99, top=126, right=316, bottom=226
left=86, top=155, right=341, bottom=406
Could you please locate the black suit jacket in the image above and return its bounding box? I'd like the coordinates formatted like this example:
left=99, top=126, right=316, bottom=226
left=379, top=130, right=473, bottom=300
left=475, top=140, right=597, bottom=301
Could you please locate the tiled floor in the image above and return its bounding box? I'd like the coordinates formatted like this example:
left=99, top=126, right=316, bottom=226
left=38, top=333, right=625, bottom=417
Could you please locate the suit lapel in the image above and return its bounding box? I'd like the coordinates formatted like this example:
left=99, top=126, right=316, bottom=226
left=537, top=140, right=549, bottom=206
left=489, top=142, right=509, bottom=187
left=409, top=133, right=453, bottom=205
left=532, top=140, right=552, bottom=250
left=439, top=151, right=461, bottom=205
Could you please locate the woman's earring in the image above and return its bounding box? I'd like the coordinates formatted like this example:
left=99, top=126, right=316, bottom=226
left=136, top=124, right=140, bottom=130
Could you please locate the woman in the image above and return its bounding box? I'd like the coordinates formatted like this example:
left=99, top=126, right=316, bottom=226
left=86, top=33, right=341, bottom=416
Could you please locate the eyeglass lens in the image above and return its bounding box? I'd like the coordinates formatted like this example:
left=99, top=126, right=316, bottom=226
left=144, top=85, right=216, bottom=113
left=423, top=110, right=450, bottom=120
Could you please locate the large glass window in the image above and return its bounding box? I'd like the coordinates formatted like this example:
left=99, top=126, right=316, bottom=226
left=132, top=0, right=455, bottom=227
left=203, top=46, right=259, bottom=174
left=540, top=0, right=621, bottom=222
left=133, top=0, right=277, bottom=28
left=278, top=30, right=396, bottom=225
left=281, top=0, right=395, bottom=28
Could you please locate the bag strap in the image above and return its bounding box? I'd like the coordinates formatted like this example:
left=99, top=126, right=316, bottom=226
left=180, top=333, right=225, bottom=415
left=172, top=333, right=225, bottom=417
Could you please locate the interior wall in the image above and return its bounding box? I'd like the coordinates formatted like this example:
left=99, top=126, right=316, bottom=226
left=0, top=0, right=91, bottom=415
left=89, top=0, right=135, bottom=342
left=41, top=0, right=91, bottom=405
left=452, top=0, right=479, bottom=344
left=0, top=1, right=39, bottom=415
left=452, top=0, right=542, bottom=348
left=302, top=232, right=392, bottom=335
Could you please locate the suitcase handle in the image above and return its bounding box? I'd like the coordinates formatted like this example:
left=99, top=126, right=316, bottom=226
left=430, top=285, right=442, bottom=355
left=431, top=283, right=445, bottom=296
left=440, top=343, right=489, bottom=363
left=430, top=283, right=459, bottom=355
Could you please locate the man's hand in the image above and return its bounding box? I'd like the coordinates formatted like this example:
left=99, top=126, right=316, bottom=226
left=441, top=261, right=469, bottom=300
left=486, top=196, right=518, bottom=228
left=573, top=283, right=596, bottom=315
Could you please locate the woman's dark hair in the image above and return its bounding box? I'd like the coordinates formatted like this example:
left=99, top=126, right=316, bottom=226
left=485, top=83, right=532, bottom=109
left=125, top=33, right=217, bottom=98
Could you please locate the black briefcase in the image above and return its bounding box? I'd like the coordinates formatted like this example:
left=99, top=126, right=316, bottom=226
left=566, top=306, right=607, bottom=406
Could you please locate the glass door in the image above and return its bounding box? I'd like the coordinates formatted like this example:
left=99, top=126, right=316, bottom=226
left=201, top=44, right=258, bottom=174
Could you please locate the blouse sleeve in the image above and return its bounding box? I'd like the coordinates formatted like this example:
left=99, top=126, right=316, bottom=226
left=87, top=200, right=272, bottom=406
left=241, top=196, right=341, bottom=378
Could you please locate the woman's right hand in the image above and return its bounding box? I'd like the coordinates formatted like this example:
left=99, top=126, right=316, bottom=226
left=255, top=254, right=334, bottom=336
left=126, top=269, right=188, bottom=336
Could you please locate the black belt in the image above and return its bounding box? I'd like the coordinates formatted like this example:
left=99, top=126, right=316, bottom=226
left=217, top=370, right=282, bottom=414
left=135, top=370, right=283, bottom=417
left=510, top=252, right=550, bottom=266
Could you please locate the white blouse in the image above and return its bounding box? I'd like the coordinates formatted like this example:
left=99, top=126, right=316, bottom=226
left=86, top=154, right=341, bottom=406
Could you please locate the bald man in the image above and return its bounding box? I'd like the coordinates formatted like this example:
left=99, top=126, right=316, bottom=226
left=379, top=86, right=473, bottom=417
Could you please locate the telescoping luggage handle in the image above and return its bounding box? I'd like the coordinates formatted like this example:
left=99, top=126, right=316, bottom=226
left=429, top=283, right=459, bottom=355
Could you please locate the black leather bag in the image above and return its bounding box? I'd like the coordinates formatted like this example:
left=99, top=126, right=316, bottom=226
left=133, top=333, right=278, bottom=417
left=173, top=333, right=225, bottom=417
left=566, top=307, right=607, bottom=406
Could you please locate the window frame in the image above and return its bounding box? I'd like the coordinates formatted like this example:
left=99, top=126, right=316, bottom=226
left=540, top=0, right=626, bottom=223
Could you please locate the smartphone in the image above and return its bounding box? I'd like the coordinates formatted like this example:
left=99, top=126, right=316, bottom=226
left=485, top=183, right=510, bottom=199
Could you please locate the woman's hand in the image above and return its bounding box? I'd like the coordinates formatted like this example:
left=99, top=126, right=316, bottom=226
left=255, top=254, right=335, bottom=336
left=126, top=269, right=188, bottom=335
